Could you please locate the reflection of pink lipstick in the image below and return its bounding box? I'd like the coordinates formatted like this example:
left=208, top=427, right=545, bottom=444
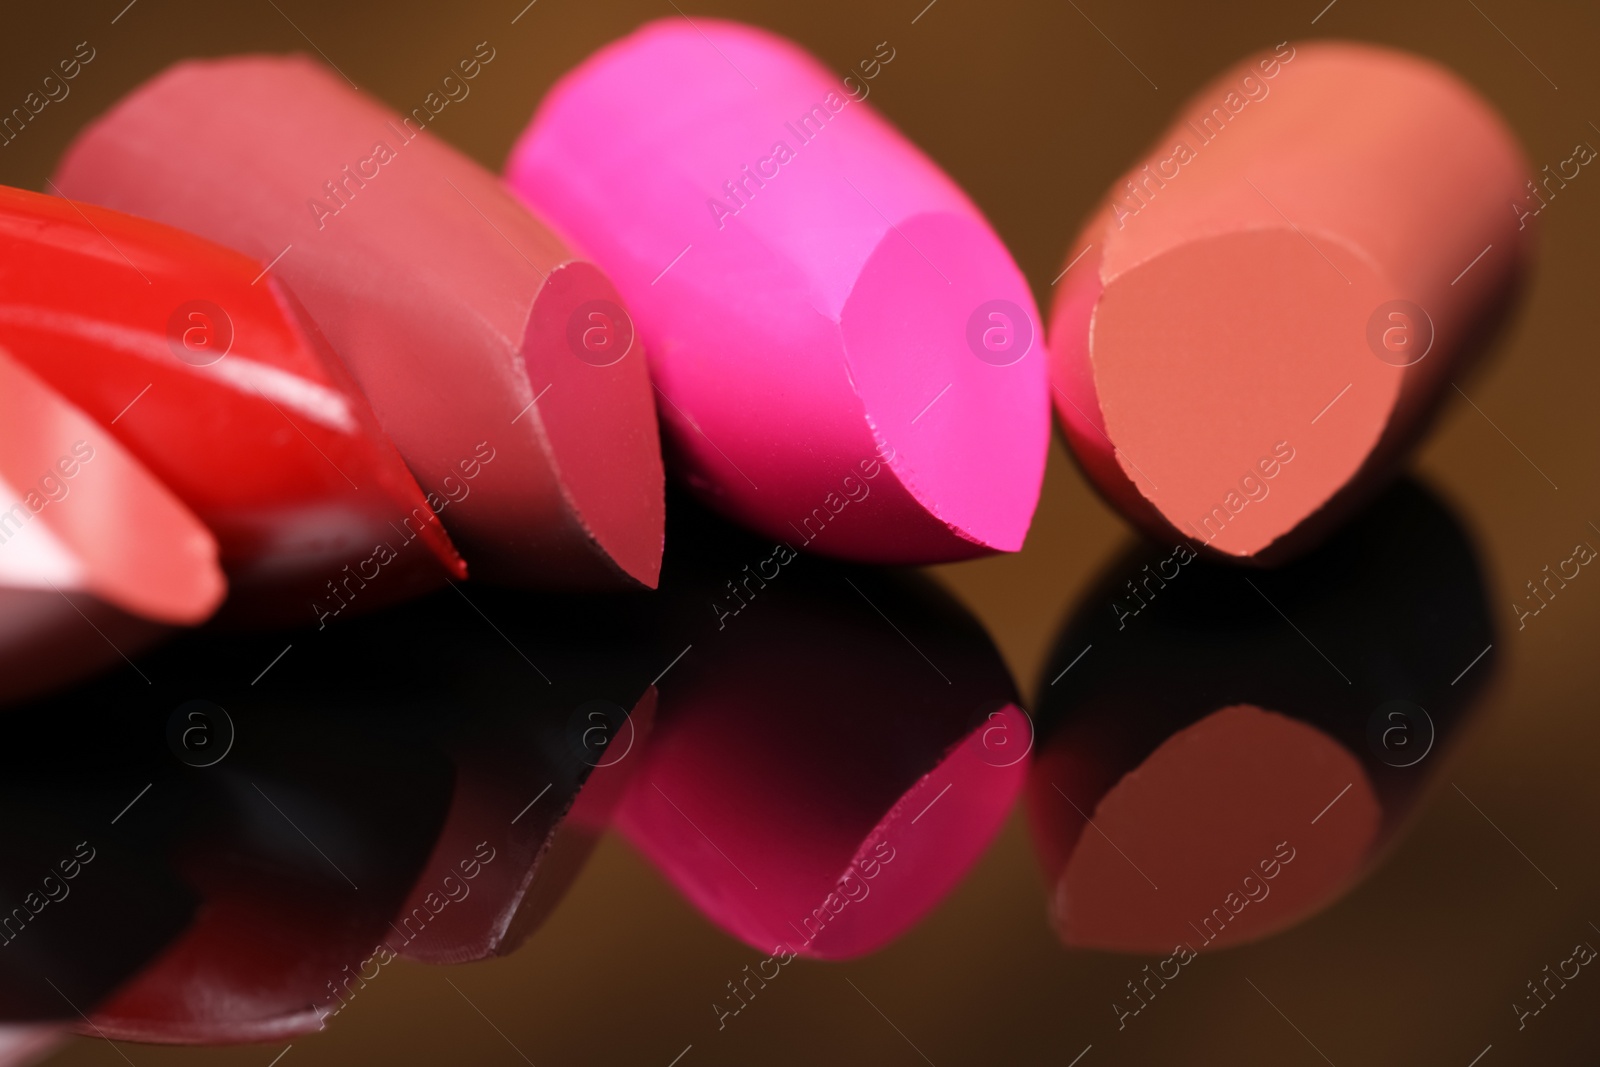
left=617, top=534, right=1028, bottom=959
left=56, top=55, right=664, bottom=589
left=1050, top=42, right=1532, bottom=562
left=0, top=346, right=222, bottom=703
left=508, top=19, right=1048, bottom=564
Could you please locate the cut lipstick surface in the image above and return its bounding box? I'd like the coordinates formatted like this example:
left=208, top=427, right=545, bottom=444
left=1028, top=479, right=1496, bottom=953
left=508, top=19, right=1048, bottom=564
left=1049, top=42, right=1532, bottom=562
left=0, top=345, right=222, bottom=702
left=54, top=54, right=664, bottom=589
left=0, top=184, right=460, bottom=623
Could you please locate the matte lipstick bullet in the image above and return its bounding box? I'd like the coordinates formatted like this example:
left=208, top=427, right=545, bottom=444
left=1049, top=42, right=1532, bottom=562
left=55, top=55, right=664, bottom=589
left=508, top=20, right=1049, bottom=564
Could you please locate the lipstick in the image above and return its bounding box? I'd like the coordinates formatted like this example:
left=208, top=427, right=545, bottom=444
left=1029, top=478, right=1496, bottom=952
left=615, top=501, right=1028, bottom=958
left=0, top=183, right=460, bottom=624
left=1049, top=42, right=1532, bottom=562
left=0, top=344, right=222, bottom=703
left=508, top=19, right=1049, bottom=564
left=54, top=55, right=664, bottom=589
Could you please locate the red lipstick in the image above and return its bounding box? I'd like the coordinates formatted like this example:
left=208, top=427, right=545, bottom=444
left=0, top=183, right=461, bottom=624
left=0, top=343, right=223, bottom=703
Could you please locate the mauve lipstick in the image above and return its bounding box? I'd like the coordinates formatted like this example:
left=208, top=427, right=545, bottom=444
left=54, top=54, right=665, bottom=590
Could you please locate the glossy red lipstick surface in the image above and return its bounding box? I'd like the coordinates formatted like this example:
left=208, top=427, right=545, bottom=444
left=0, top=184, right=460, bottom=623
left=55, top=54, right=665, bottom=589
left=1050, top=42, right=1532, bottom=562
left=0, top=345, right=222, bottom=702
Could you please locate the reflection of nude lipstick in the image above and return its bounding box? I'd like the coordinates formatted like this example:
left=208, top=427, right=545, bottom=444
left=1050, top=42, right=1533, bottom=563
left=508, top=19, right=1049, bottom=564
left=1028, top=479, right=1497, bottom=953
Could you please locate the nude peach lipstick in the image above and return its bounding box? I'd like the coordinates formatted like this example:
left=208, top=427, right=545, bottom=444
left=1050, top=42, right=1532, bottom=562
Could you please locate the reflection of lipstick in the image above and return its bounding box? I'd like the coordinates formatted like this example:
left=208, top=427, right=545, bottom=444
left=0, top=345, right=222, bottom=704
left=616, top=502, right=1028, bottom=959
left=56, top=55, right=663, bottom=590
left=0, top=183, right=453, bottom=626
left=0, top=1027, right=61, bottom=1066
left=1050, top=43, right=1532, bottom=564
left=81, top=707, right=455, bottom=1043
left=508, top=19, right=1049, bottom=564
left=1028, top=479, right=1496, bottom=953
left=11, top=580, right=656, bottom=1041
left=0, top=780, right=196, bottom=1026
left=395, top=677, right=658, bottom=965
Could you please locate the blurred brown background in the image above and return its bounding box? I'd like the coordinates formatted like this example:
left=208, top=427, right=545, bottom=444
left=6, top=0, right=1598, bottom=1063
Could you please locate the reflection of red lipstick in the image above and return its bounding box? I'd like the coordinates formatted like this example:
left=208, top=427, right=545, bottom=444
left=1050, top=42, right=1532, bottom=563
left=1029, top=479, right=1496, bottom=952
left=84, top=720, right=454, bottom=1044
left=56, top=55, right=664, bottom=590
left=0, top=756, right=198, bottom=1028
left=31, top=580, right=658, bottom=1040
left=0, top=1026, right=60, bottom=1066
left=0, top=183, right=460, bottom=624
left=617, top=509, right=1028, bottom=959
left=0, top=345, right=222, bottom=703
